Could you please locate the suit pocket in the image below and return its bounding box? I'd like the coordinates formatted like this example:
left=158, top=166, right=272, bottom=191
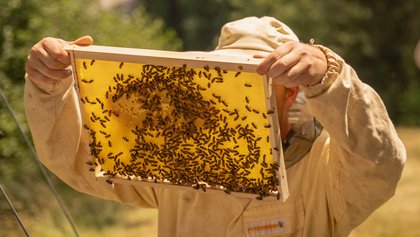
left=243, top=196, right=304, bottom=237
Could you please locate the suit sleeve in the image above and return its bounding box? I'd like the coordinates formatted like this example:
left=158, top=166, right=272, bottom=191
left=301, top=46, right=406, bottom=233
left=24, top=75, right=158, bottom=208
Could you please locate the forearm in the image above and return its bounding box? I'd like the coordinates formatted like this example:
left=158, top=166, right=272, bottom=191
left=24, top=75, right=157, bottom=207
left=301, top=47, right=406, bottom=231
left=301, top=46, right=406, bottom=168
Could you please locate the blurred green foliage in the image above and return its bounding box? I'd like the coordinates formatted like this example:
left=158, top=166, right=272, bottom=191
left=142, top=0, right=420, bottom=124
left=0, top=0, right=180, bottom=236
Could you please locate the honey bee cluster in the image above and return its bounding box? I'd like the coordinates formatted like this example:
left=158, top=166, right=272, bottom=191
left=78, top=60, right=280, bottom=199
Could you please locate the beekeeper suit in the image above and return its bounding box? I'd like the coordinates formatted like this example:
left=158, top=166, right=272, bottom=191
left=24, top=16, right=406, bottom=237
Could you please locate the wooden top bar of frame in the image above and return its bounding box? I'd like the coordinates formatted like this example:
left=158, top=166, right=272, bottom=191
left=65, top=45, right=263, bottom=72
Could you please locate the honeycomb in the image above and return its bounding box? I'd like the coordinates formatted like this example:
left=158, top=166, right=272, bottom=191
left=70, top=48, right=285, bottom=200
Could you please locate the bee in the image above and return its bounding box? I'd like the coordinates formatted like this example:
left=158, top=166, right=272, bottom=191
left=213, top=77, right=223, bottom=83
left=244, top=83, right=252, bottom=87
left=203, top=71, right=211, bottom=79
left=106, top=179, right=113, bottom=185
left=83, top=61, right=87, bottom=70
left=90, top=59, right=95, bottom=66
left=197, top=85, right=206, bottom=91
left=119, top=62, right=124, bottom=69
left=200, top=184, right=207, bottom=192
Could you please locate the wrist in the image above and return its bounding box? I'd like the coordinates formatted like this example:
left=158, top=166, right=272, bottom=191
left=300, top=44, right=341, bottom=98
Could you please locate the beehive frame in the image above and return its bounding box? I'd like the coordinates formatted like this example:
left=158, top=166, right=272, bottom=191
left=66, top=45, right=289, bottom=201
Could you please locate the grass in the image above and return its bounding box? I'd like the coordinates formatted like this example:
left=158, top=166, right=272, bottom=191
left=1, top=127, right=418, bottom=237
left=77, top=207, right=158, bottom=237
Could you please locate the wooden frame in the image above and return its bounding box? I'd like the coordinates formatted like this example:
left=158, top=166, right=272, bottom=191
left=66, top=45, right=289, bottom=201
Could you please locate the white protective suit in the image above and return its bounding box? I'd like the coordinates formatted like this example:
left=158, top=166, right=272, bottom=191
left=24, top=17, right=406, bottom=237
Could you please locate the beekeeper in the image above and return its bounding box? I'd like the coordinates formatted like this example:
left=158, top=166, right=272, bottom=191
left=24, top=16, right=406, bottom=237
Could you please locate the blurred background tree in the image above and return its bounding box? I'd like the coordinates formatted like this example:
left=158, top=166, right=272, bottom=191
left=0, top=0, right=419, bottom=236
left=0, top=0, right=180, bottom=236
left=140, top=0, right=420, bottom=124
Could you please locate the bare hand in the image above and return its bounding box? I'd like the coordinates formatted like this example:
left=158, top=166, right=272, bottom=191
left=256, top=41, right=327, bottom=87
left=25, top=36, right=94, bottom=85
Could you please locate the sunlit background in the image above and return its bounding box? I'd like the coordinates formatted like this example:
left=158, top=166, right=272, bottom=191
left=0, top=0, right=419, bottom=236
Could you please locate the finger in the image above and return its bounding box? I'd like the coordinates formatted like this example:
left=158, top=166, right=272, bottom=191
left=42, top=36, right=94, bottom=67
left=55, top=35, right=94, bottom=66
left=72, top=35, right=94, bottom=46
left=30, top=45, right=69, bottom=70
left=27, top=55, right=72, bottom=80
left=41, top=37, right=72, bottom=66
left=26, top=62, right=67, bottom=85
left=274, top=59, right=317, bottom=87
left=256, top=43, right=293, bottom=75
left=266, top=51, right=300, bottom=79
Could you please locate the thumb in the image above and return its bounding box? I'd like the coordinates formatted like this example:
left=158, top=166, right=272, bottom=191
left=55, top=36, right=93, bottom=65
left=72, top=35, right=94, bottom=46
